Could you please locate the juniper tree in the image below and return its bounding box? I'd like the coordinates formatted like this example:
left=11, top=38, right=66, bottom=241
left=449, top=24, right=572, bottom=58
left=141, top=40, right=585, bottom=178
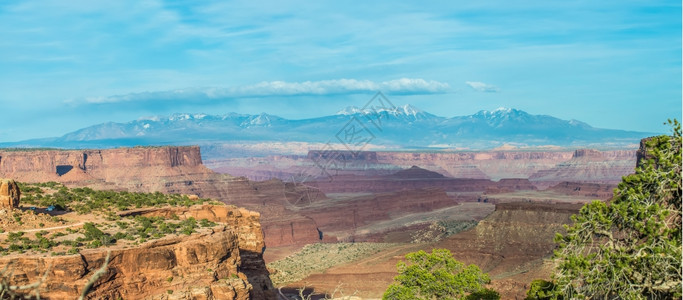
left=383, top=248, right=495, bottom=300
left=552, top=120, right=682, bottom=299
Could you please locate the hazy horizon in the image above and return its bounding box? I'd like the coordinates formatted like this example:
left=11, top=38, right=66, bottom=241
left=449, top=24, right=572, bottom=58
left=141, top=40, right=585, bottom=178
left=1, top=1, right=680, bottom=142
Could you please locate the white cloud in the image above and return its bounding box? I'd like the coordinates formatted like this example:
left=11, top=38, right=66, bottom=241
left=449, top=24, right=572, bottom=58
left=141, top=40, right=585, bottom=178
left=465, top=81, right=500, bottom=93
left=82, top=78, right=451, bottom=104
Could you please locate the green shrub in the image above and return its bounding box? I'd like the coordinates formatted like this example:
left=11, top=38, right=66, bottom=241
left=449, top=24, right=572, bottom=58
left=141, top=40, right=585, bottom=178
left=83, top=223, right=105, bottom=241
left=199, top=218, right=215, bottom=227
left=382, top=249, right=493, bottom=300
left=465, top=288, right=500, bottom=300
left=525, top=280, right=557, bottom=300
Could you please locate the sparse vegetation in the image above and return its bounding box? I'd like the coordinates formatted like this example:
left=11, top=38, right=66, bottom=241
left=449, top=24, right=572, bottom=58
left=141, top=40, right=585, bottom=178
left=18, top=182, right=212, bottom=214
left=411, top=220, right=478, bottom=243
left=268, top=242, right=398, bottom=286
left=1, top=183, right=222, bottom=256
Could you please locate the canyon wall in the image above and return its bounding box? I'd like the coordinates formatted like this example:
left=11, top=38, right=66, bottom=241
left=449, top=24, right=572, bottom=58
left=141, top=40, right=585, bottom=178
left=207, top=149, right=637, bottom=187
left=0, top=205, right=276, bottom=300
left=0, top=147, right=203, bottom=180
left=307, top=167, right=537, bottom=195
left=546, top=181, right=616, bottom=199
left=0, top=147, right=215, bottom=195
left=528, top=149, right=636, bottom=188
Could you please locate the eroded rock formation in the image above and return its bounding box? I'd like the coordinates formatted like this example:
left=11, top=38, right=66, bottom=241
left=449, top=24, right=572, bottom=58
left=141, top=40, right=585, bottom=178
left=0, top=178, right=20, bottom=210
left=0, top=205, right=276, bottom=300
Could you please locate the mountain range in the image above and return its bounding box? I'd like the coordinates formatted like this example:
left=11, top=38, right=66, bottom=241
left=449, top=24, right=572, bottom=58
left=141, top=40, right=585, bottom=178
left=5, top=105, right=651, bottom=150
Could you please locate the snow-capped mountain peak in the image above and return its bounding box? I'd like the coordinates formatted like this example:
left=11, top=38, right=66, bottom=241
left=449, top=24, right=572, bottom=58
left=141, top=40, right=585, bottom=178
left=241, top=113, right=274, bottom=127
left=336, top=104, right=432, bottom=120
left=397, top=104, right=424, bottom=117
left=42, top=105, right=649, bottom=149
left=336, top=106, right=364, bottom=115
left=474, top=107, right=528, bottom=119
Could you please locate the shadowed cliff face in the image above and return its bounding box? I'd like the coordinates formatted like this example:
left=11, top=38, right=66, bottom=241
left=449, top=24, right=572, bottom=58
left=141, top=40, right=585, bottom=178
left=0, top=205, right=276, bottom=300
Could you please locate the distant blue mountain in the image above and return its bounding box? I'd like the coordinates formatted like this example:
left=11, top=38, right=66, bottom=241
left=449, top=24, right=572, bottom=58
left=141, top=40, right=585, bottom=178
left=2, top=105, right=652, bottom=149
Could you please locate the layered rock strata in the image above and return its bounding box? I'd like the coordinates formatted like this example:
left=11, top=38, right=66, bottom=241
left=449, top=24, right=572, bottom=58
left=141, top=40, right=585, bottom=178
left=0, top=205, right=276, bottom=300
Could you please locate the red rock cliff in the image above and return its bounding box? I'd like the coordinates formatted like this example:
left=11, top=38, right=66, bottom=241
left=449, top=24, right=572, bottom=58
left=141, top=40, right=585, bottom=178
left=0, top=205, right=276, bottom=300
left=0, top=146, right=205, bottom=183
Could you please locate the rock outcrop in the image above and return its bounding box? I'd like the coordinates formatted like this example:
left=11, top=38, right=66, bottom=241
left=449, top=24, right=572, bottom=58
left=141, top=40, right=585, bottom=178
left=635, top=136, right=657, bottom=168
left=0, top=178, right=20, bottom=210
left=0, top=205, right=276, bottom=300
left=2, top=227, right=250, bottom=299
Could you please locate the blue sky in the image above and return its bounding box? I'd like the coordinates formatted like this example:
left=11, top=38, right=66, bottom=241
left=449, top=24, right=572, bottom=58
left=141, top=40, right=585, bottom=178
left=0, top=0, right=680, bottom=142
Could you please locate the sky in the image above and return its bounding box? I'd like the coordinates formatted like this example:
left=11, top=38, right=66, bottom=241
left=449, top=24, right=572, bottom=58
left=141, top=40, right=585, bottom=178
left=0, top=0, right=681, bottom=142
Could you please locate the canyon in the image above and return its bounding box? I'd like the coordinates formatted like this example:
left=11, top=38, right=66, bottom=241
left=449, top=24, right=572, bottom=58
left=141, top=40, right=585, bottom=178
left=0, top=147, right=626, bottom=249
left=1, top=146, right=616, bottom=249
left=0, top=144, right=641, bottom=298
left=285, top=202, right=581, bottom=299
